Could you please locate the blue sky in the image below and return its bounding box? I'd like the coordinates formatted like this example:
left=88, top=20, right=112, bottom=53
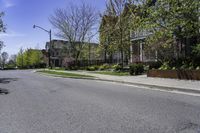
left=0, top=0, right=106, bottom=55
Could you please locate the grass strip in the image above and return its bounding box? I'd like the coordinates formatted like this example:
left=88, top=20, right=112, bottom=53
left=38, top=70, right=94, bottom=79
left=94, top=71, right=129, bottom=76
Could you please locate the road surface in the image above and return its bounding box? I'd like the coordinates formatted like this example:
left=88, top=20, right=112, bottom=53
left=0, top=70, right=200, bottom=133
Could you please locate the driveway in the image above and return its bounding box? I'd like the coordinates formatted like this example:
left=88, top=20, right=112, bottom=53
left=0, top=70, right=200, bottom=133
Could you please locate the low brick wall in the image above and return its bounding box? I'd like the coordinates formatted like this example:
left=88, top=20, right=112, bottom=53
left=147, top=70, right=200, bottom=80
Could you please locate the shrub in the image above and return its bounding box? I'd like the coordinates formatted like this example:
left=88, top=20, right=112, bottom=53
left=93, top=65, right=99, bottom=70
left=144, top=65, right=149, bottom=72
left=129, top=64, right=144, bottom=75
left=112, top=64, right=122, bottom=71
left=86, top=66, right=96, bottom=71
left=65, top=66, right=79, bottom=70
left=99, top=64, right=110, bottom=70
left=148, top=62, right=162, bottom=70
left=159, top=62, right=171, bottom=70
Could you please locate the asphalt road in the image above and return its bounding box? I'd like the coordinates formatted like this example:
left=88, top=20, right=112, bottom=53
left=1, top=70, right=200, bottom=133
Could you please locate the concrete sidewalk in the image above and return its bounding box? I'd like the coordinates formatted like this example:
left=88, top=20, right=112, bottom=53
left=45, top=70, right=200, bottom=94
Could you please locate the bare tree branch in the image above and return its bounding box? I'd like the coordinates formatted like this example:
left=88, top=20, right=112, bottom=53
left=49, top=3, right=98, bottom=63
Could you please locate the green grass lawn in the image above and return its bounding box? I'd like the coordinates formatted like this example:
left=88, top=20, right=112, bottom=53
left=94, top=71, right=130, bottom=76
left=38, top=70, right=94, bottom=79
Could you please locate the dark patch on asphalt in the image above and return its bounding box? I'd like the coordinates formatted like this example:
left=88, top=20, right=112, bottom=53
left=176, top=121, right=200, bottom=132
left=0, top=88, right=9, bottom=95
left=49, top=90, right=57, bottom=93
left=0, top=78, right=18, bottom=84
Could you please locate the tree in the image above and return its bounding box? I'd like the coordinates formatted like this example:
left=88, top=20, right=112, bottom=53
left=7, top=54, right=17, bottom=68
left=0, top=11, right=6, bottom=68
left=0, top=12, right=6, bottom=52
left=100, top=0, right=134, bottom=65
left=99, top=13, right=118, bottom=63
left=23, top=49, right=31, bottom=67
left=1, top=52, right=8, bottom=69
left=16, top=47, right=24, bottom=68
left=130, top=0, right=200, bottom=62
left=29, top=50, right=42, bottom=68
left=0, top=41, right=4, bottom=67
left=0, top=41, right=4, bottom=52
left=0, top=12, right=6, bottom=33
left=16, top=48, right=44, bottom=68
left=49, top=2, right=98, bottom=65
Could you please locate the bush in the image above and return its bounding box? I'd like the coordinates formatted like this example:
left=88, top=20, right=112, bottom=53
left=112, top=64, right=122, bottom=71
left=86, top=66, right=96, bottom=71
left=129, top=64, right=144, bottom=75
left=148, top=62, right=162, bottom=70
left=99, top=64, right=110, bottom=71
left=159, top=62, right=171, bottom=70
left=93, top=65, right=99, bottom=70
left=144, top=65, right=150, bottom=72
left=65, top=66, right=79, bottom=70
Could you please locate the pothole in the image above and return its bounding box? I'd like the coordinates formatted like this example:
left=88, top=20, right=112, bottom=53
left=0, top=88, right=9, bottom=95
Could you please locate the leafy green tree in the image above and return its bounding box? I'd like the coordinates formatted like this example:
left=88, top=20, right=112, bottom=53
left=17, top=48, right=43, bottom=68
left=100, top=0, right=132, bottom=64
left=16, top=48, right=24, bottom=68
left=193, top=44, right=200, bottom=57
left=130, top=0, right=200, bottom=62
left=30, top=50, right=42, bottom=67
left=23, top=50, right=31, bottom=68
left=99, top=14, right=118, bottom=63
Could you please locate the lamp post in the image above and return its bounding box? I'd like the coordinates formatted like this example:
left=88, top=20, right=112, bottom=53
left=33, top=25, right=52, bottom=68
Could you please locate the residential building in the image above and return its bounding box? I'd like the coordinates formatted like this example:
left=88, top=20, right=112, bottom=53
left=45, top=40, right=99, bottom=67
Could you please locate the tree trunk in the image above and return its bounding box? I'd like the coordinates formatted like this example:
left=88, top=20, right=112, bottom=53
left=120, top=49, right=124, bottom=68
left=104, top=47, right=107, bottom=63
left=75, top=51, right=81, bottom=66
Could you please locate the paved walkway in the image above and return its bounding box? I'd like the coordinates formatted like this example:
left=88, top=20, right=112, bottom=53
left=46, top=70, right=200, bottom=94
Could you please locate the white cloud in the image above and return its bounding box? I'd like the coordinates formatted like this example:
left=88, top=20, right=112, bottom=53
left=0, top=31, right=25, bottom=38
left=2, top=0, right=15, bottom=8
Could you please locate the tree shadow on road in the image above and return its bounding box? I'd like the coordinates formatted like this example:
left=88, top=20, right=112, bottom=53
left=0, top=78, right=18, bottom=84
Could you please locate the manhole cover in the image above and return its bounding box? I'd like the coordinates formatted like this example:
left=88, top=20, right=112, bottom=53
left=0, top=88, right=9, bottom=95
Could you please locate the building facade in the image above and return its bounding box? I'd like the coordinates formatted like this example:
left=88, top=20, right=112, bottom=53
left=45, top=40, right=99, bottom=67
left=45, top=40, right=67, bottom=67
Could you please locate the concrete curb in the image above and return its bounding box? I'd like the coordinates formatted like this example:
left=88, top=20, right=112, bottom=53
left=94, top=79, right=200, bottom=94
left=35, top=70, right=200, bottom=95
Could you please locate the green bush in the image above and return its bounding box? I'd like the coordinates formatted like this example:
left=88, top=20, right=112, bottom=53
left=148, top=62, right=162, bottom=70
left=93, top=65, right=99, bottom=70
left=129, top=64, right=144, bottom=75
left=143, top=65, right=149, bottom=72
left=112, top=64, right=122, bottom=71
left=86, top=65, right=99, bottom=71
left=65, top=66, right=79, bottom=70
left=159, top=62, right=171, bottom=70
left=86, top=66, right=96, bottom=71
left=99, top=64, right=110, bottom=71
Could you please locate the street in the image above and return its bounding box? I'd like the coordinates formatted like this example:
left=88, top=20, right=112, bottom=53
left=0, top=70, right=200, bottom=133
